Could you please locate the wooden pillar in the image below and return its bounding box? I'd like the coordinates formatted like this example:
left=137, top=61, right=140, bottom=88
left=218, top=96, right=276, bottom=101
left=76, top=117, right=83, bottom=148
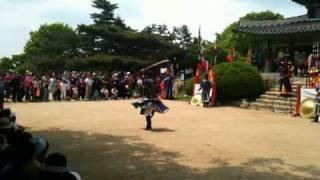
left=264, top=39, right=272, bottom=72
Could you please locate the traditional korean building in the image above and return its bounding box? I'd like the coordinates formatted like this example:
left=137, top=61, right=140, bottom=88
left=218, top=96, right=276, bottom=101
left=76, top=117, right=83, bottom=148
left=237, top=0, right=320, bottom=72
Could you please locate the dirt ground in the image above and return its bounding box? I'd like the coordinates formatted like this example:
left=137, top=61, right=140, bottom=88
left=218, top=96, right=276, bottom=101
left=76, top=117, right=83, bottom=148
left=5, top=100, right=320, bottom=180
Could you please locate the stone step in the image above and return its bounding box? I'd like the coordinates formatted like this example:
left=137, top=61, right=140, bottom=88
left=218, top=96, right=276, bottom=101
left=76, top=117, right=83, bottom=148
left=273, top=104, right=295, bottom=111
left=273, top=109, right=294, bottom=114
left=269, top=88, right=299, bottom=93
left=250, top=102, right=295, bottom=113
left=256, top=99, right=296, bottom=106
left=260, top=95, right=296, bottom=101
left=271, top=85, right=303, bottom=91
left=264, top=92, right=297, bottom=98
left=250, top=102, right=273, bottom=109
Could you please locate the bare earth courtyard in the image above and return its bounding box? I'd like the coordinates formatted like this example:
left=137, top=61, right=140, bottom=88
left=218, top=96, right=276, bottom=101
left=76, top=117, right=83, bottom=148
left=6, top=100, right=320, bottom=180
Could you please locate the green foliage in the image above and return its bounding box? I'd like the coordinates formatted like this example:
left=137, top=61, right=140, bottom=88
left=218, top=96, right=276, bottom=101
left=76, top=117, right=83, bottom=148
left=15, top=61, right=37, bottom=75
left=214, top=61, right=264, bottom=102
left=203, top=43, right=229, bottom=65
left=172, top=25, right=193, bottom=49
left=217, top=11, right=284, bottom=55
left=0, top=57, right=14, bottom=71
left=0, top=54, right=25, bottom=72
left=65, top=54, right=148, bottom=72
left=24, top=23, right=78, bottom=57
left=184, top=78, right=195, bottom=96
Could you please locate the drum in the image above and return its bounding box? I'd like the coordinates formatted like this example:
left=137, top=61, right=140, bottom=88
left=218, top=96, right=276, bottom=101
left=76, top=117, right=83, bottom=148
left=190, top=94, right=202, bottom=106
left=300, top=98, right=316, bottom=119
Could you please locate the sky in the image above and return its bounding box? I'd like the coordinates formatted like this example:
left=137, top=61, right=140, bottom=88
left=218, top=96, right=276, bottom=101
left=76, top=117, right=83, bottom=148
left=0, top=0, right=306, bottom=58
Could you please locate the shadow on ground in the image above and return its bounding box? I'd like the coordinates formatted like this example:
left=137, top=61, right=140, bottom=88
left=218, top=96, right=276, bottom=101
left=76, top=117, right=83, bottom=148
left=31, top=129, right=320, bottom=180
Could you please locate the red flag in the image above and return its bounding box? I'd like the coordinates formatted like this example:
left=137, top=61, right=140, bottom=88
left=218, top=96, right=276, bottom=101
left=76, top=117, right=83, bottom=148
left=160, top=81, right=165, bottom=99
left=195, top=63, right=201, bottom=83
left=208, top=64, right=216, bottom=106
left=226, top=48, right=235, bottom=63
left=192, top=63, right=201, bottom=96
left=200, top=57, right=209, bottom=72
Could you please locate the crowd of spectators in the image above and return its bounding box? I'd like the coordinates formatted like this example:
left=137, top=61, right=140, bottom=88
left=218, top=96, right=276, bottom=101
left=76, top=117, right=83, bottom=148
left=0, top=69, right=175, bottom=103
left=0, top=108, right=81, bottom=179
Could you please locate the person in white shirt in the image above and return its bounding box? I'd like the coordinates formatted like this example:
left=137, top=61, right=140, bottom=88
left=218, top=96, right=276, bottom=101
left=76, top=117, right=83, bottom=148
left=60, top=81, right=67, bottom=100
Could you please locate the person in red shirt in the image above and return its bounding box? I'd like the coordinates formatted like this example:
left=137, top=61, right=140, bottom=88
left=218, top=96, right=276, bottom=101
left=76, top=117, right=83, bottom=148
left=4, top=72, right=13, bottom=101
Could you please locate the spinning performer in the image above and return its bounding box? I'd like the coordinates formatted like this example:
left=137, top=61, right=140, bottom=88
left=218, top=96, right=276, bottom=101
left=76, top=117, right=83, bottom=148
left=132, top=72, right=169, bottom=130
left=279, top=58, right=293, bottom=97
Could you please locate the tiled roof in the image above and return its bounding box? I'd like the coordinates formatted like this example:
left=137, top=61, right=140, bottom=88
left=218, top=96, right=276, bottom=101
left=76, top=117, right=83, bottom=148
left=237, top=15, right=320, bottom=35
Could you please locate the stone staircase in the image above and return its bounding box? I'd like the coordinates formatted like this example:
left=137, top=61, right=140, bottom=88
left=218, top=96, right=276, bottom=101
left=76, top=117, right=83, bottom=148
left=250, top=78, right=305, bottom=114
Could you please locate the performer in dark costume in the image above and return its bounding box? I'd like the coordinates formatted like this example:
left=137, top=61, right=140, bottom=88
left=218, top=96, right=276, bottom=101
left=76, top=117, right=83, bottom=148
left=199, top=74, right=212, bottom=108
left=132, top=72, right=169, bottom=130
left=279, top=58, right=293, bottom=97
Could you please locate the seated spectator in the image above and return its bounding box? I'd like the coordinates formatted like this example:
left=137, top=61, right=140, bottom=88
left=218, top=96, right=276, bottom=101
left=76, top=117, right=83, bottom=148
left=62, top=171, right=82, bottom=180
left=30, top=136, right=49, bottom=164
left=100, top=86, right=109, bottom=100
left=0, top=108, right=15, bottom=123
left=39, top=152, right=70, bottom=180
left=0, top=134, right=10, bottom=171
left=72, top=87, right=79, bottom=100
left=12, top=141, right=40, bottom=180
left=0, top=117, right=14, bottom=143
left=111, top=86, right=118, bottom=100
left=11, top=131, right=49, bottom=162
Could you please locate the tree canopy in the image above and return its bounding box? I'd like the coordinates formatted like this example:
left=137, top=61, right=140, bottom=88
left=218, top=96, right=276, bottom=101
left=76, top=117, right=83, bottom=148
left=216, top=11, right=284, bottom=55
left=24, top=23, right=79, bottom=57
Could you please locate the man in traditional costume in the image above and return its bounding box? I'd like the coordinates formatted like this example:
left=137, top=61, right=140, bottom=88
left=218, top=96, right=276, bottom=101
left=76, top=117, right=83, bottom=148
left=132, top=72, right=169, bottom=130
left=199, top=74, right=212, bottom=107
left=279, top=58, right=293, bottom=97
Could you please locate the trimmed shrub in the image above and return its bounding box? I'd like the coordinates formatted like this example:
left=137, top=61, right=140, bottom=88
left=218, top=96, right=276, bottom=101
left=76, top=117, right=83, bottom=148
left=214, top=61, right=264, bottom=102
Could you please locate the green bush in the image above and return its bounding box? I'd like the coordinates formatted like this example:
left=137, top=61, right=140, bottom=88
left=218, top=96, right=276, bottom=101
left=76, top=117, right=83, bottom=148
left=214, top=61, right=264, bottom=102
left=184, top=77, right=195, bottom=96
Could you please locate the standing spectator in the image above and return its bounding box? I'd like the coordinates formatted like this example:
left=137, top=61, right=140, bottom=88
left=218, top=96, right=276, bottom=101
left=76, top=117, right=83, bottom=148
left=11, top=72, right=20, bottom=102
left=41, top=76, right=49, bottom=102
left=78, top=74, right=86, bottom=101
left=164, top=69, right=174, bottom=100
left=48, top=73, right=57, bottom=101
left=33, top=76, right=41, bottom=102
left=60, top=80, right=67, bottom=101
left=136, top=76, right=143, bottom=97
left=70, top=74, right=78, bottom=100
left=85, top=74, right=93, bottom=100
left=4, top=72, right=13, bottom=101
left=24, top=72, right=33, bottom=101
left=17, top=75, right=25, bottom=102
left=92, top=73, right=100, bottom=100
left=54, top=77, right=62, bottom=101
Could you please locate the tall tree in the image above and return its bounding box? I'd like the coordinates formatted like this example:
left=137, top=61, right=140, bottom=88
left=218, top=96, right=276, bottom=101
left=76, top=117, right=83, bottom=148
left=91, top=0, right=118, bottom=25
left=78, top=0, right=178, bottom=61
left=172, top=25, right=192, bottom=49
